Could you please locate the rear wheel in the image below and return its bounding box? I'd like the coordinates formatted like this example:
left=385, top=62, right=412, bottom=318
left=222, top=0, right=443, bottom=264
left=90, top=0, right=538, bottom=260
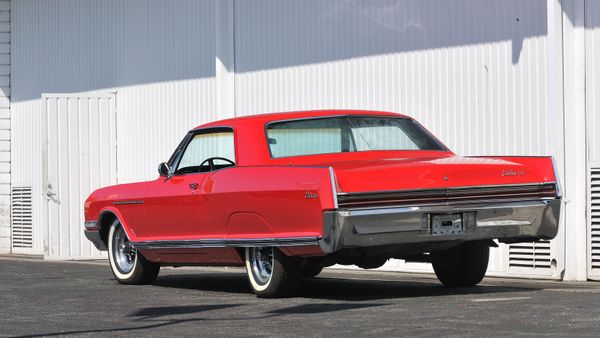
left=245, top=247, right=302, bottom=298
left=108, top=219, right=160, bottom=285
left=431, top=241, right=489, bottom=287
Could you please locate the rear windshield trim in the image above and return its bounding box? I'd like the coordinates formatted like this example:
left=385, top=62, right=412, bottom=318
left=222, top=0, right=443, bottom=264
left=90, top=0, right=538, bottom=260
left=264, top=115, right=448, bottom=159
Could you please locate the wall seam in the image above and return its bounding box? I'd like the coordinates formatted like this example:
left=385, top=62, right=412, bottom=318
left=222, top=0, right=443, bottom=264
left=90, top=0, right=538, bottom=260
left=0, top=0, right=10, bottom=253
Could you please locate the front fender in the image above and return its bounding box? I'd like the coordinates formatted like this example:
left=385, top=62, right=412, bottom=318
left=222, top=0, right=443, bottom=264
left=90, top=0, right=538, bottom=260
left=97, top=206, right=137, bottom=241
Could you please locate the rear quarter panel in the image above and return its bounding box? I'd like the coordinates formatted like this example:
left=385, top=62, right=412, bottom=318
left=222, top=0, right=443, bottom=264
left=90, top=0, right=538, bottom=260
left=205, top=166, right=335, bottom=239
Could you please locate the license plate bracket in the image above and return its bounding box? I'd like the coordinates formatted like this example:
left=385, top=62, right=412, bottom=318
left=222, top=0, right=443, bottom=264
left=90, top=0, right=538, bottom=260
left=431, top=213, right=463, bottom=235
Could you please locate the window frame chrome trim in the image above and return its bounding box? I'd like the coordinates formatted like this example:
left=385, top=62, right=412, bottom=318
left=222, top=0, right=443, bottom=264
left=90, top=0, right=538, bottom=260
left=263, top=114, right=450, bottom=159
left=169, top=126, right=237, bottom=177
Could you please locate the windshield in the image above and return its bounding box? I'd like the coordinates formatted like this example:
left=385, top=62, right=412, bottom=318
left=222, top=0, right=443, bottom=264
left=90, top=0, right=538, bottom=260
left=266, top=116, right=446, bottom=158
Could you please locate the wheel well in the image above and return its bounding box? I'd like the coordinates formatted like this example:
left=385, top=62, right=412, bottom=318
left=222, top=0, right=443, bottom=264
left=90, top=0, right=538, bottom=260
left=97, top=212, right=117, bottom=247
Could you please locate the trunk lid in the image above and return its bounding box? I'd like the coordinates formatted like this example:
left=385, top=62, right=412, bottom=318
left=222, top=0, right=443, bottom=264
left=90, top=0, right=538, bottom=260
left=329, top=155, right=555, bottom=193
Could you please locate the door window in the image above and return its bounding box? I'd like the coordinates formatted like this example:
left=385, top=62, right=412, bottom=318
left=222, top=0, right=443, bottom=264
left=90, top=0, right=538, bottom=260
left=176, top=131, right=235, bottom=175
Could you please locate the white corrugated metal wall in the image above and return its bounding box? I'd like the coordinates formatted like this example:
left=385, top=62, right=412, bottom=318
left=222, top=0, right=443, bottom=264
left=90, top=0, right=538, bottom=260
left=8, top=0, right=586, bottom=279
left=11, top=0, right=217, bottom=255
left=0, top=0, right=10, bottom=254
left=586, top=0, right=600, bottom=280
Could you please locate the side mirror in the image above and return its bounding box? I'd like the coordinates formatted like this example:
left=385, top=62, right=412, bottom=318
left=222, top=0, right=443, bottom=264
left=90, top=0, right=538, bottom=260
left=158, top=162, right=171, bottom=177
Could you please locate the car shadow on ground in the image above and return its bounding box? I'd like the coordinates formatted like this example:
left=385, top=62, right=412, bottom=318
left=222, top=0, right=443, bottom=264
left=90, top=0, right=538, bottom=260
left=152, top=271, right=540, bottom=301
left=18, top=301, right=392, bottom=337
left=14, top=271, right=543, bottom=338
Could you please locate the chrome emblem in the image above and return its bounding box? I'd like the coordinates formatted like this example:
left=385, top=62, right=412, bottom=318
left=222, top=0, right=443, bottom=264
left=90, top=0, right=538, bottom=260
left=305, top=192, right=318, bottom=199
left=502, top=169, right=525, bottom=177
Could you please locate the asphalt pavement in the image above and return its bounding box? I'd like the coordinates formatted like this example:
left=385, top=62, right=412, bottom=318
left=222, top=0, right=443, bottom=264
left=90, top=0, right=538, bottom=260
left=1, top=256, right=600, bottom=337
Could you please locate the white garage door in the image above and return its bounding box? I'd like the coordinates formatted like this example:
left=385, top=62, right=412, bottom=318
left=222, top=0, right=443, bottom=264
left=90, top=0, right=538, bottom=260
left=43, top=93, right=117, bottom=259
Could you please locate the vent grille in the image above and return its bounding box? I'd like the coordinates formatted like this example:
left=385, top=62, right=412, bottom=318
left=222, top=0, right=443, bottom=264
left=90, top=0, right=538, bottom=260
left=11, top=187, right=33, bottom=249
left=590, top=168, right=600, bottom=270
left=509, top=240, right=552, bottom=269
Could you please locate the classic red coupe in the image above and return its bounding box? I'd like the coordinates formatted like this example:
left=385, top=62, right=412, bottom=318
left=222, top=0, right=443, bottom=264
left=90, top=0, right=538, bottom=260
left=84, top=110, right=561, bottom=297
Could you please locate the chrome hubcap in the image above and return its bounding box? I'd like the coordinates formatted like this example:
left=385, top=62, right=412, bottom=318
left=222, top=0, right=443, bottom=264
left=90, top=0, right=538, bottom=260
left=113, top=225, right=136, bottom=274
left=249, top=247, right=273, bottom=285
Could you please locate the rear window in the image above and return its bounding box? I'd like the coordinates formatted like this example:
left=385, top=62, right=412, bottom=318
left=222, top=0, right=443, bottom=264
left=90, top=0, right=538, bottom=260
left=266, top=116, right=445, bottom=158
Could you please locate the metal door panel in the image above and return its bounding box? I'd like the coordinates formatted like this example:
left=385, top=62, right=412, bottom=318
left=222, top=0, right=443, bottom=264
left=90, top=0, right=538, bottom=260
left=43, top=93, right=117, bottom=259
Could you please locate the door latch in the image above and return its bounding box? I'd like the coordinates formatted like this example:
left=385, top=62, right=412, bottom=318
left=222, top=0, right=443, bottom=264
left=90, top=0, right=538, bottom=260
left=46, top=184, right=60, bottom=203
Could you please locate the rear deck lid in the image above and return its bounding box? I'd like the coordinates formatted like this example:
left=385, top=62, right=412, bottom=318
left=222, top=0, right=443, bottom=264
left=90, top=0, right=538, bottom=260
left=330, top=155, right=557, bottom=193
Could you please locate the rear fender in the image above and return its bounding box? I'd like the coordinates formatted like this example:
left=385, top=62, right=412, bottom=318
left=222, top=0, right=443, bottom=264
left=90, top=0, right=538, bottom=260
left=209, top=166, right=337, bottom=239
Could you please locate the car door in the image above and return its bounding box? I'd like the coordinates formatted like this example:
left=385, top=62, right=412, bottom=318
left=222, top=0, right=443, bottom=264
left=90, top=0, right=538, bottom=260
left=142, top=128, right=236, bottom=240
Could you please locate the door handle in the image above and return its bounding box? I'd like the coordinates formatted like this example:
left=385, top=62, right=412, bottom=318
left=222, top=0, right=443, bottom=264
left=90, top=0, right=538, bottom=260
left=46, top=184, right=60, bottom=204
left=188, top=183, right=199, bottom=191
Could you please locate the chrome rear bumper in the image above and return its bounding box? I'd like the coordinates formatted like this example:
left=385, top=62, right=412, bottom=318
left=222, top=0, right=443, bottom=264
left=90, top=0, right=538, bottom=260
left=319, top=198, right=561, bottom=253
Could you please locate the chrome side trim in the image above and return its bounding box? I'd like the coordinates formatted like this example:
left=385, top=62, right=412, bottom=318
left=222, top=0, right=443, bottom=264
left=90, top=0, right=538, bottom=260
left=84, top=221, right=98, bottom=230
left=329, top=166, right=338, bottom=209
left=113, top=200, right=144, bottom=205
left=132, top=236, right=321, bottom=250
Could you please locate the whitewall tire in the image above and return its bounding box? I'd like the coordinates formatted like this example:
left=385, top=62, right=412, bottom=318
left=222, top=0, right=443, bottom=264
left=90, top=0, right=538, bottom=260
left=107, top=219, right=160, bottom=285
left=245, top=247, right=302, bottom=298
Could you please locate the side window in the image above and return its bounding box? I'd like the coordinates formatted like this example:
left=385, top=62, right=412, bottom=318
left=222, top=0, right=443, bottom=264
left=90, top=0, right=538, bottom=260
left=176, top=131, right=235, bottom=175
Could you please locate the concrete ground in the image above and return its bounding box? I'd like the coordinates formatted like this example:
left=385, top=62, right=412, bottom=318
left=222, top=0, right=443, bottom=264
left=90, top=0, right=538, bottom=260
left=1, top=256, right=600, bottom=337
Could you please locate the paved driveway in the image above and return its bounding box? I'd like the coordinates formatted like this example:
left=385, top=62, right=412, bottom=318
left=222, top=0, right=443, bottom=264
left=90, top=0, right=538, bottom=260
left=2, top=256, right=600, bottom=337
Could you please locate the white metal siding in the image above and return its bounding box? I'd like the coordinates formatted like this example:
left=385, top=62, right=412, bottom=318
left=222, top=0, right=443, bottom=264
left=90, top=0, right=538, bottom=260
left=0, top=0, right=9, bottom=253
left=586, top=0, right=600, bottom=280
left=233, top=0, right=564, bottom=278
left=586, top=0, right=600, bottom=164
left=11, top=0, right=217, bottom=255
left=9, top=0, right=569, bottom=276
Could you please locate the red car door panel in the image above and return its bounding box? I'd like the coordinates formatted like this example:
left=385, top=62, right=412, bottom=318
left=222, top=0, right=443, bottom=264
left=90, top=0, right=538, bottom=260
left=140, top=174, right=207, bottom=240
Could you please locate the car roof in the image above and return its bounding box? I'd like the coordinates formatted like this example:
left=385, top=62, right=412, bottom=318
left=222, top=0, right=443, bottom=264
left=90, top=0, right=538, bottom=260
left=193, top=109, right=409, bottom=130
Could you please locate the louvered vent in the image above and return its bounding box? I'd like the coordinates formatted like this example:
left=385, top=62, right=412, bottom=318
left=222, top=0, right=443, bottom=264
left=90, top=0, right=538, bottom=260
left=590, top=168, right=600, bottom=270
left=509, top=240, right=551, bottom=269
left=11, top=187, right=33, bottom=248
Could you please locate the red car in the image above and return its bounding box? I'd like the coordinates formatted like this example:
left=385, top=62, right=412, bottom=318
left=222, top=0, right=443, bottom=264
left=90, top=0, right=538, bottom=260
left=84, top=110, right=561, bottom=297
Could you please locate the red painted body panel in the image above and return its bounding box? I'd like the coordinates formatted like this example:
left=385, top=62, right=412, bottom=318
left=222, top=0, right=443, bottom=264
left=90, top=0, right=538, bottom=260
left=83, top=110, right=559, bottom=265
left=143, top=174, right=210, bottom=240
left=140, top=248, right=244, bottom=265
left=270, top=153, right=557, bottom=193
left=208, top=166, right=335, bottom=239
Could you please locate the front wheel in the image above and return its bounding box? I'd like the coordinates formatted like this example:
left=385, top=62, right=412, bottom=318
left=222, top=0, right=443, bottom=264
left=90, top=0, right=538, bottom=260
left=107, top=219, right=160, bottom=285
left=431, top=241, right=490, bottom=287
left=245, top=247, right=302, bottom=298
